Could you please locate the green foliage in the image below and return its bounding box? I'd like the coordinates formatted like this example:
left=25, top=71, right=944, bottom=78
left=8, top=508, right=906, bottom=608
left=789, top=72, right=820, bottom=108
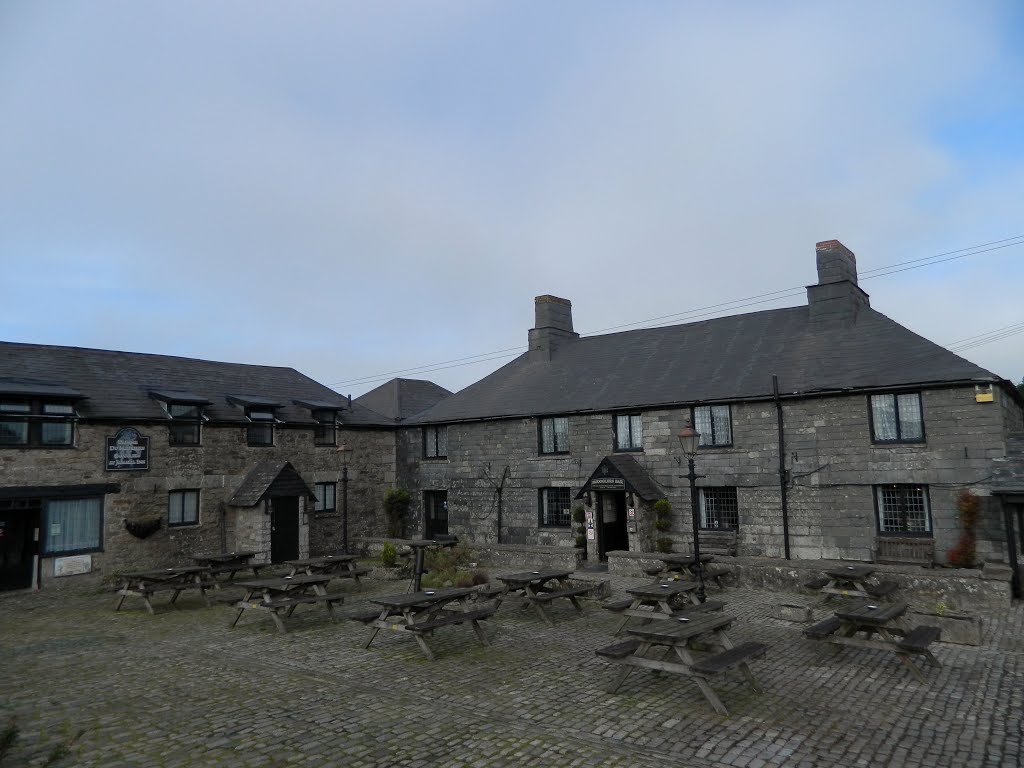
left=380, top=541, right=397, bottom=567
left=653, top=498, right=672, bottom=518
left=655, top=536, right=673, bottom=553
left=422, top=543, right=485, bottom=588
left=654, top=518, right=672, bottom=532
left=382, top=487, right=411, bottom=537
left=571, top=504, right=585, bottom=524
left=575, top=533, right=587, bottom=548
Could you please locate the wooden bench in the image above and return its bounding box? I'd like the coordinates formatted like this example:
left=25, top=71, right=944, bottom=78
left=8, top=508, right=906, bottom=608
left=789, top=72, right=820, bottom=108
left=804, top=616, right=842, bottom=639
left=406, top=606, right=497, bottom=634
left=803, top=576, right=830, bottom=590
left=866, top=581, right=899, bottom=599
left=897, top=625, right=942, bottom=669
left=676, top=599, right=725, bottom=616
left=262, top=593, right=346, bottom=612
left=595, top=638, right=643, bottom=659
left=690, top=641, right=768, bottom=678
left=532, top=586, right=591, bottom=603
left=698, top=530, right=738, bottom=556
left=642, top=566, right=665, bottom=578
left=335, top=567, right=371, bottom=579
left=601, top=598, right=635, bottom=613
left=702, top=565, right=734, bottom=588
left=873, top=536, right=934, bottom=567
left=349, top=608, right=385, bottom=624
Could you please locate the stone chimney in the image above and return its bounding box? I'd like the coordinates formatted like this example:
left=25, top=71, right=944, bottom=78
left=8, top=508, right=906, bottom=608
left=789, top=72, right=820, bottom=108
left=806, top=239, right=870, bottom=324
left=528, top=295, right=579, bottom=361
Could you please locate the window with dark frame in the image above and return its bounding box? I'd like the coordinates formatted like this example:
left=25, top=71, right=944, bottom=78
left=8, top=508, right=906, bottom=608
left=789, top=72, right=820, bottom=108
left=41, top=496, right=102, bottom=555
left=424, top=425, right=448, bottom=459
left=875, top=484, right=932, bottom=535
left=168, top=489, right=200, bottom=527
left=313, top=410, right=338, bottom=446
left=698, top=487, right=739, bottom=530
left=539, top=416, right=570, bottom=454
left=168, top=403, right=202, bottom=446
left=870, top=393, right=924, bottom=443
left=314, top=482, right=336, bottom=512
left=614, top=413, right=643, bottom=451
left=539, top=487, right=572, bottom=527
left=246, top=407, right=276, bottom=446
left=693, top=404, right=732, bottom=447
left=0, top=400, right=76, bottom=448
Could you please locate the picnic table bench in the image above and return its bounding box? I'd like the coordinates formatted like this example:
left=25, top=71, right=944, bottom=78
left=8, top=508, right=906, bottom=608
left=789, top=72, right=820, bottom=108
left=361, top=587, right=494, bottom=661
left=603, top=580, right=703, bottom=635
left=285, top=553, right=369, bottom=585
left=229, top=574, right=344, bottom=633
left=496, top=569, right=588, bottom=626
left=804, top=600, right=941, bottom=683
left=191, top=551, right=264, bottom=580
left=805, top=565, right=899, bottom=602
left=114, top=566, right=216, bottom=614
left=595, top=612, right=767, bottom=716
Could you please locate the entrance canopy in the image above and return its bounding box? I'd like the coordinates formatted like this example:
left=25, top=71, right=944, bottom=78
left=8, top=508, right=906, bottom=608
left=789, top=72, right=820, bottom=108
left=577, top=454, right=663, bottom=502
left=228, top=459, right=317, bottom=507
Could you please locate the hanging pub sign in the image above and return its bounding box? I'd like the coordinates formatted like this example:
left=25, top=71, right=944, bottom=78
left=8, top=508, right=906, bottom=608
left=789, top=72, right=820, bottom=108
left=106, top=427, right=150, bottom=471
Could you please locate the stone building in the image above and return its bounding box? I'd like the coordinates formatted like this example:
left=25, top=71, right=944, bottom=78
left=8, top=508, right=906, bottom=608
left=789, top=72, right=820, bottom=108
left=0, top=344, right=397, bottom=590
left=397, top=241, right=1024, bottom=569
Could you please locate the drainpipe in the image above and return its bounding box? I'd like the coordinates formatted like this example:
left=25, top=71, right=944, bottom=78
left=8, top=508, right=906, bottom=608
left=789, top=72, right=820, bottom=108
left=773, top=375, right=792, bottom=560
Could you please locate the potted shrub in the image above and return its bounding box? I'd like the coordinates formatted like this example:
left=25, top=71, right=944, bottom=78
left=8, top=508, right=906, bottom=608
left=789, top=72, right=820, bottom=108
left=383, top=488, right=411, bottom=538
left=948, top=489, right=980, bottom=568
left=653, top=499, right=672, bottom=552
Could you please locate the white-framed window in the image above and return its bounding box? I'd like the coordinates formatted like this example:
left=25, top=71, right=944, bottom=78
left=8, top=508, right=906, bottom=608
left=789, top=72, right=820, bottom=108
left=539, top=487, right=572, bottom=527
left=875, top=484, right=932, bottom=535
left=539, top=416, right=570, bottom=455
left=0, top=400, right=76, bottom=447
left=246, top=407, right=276, bottom=447
left=42, top=497, right=103, bottom=555
left=168, top=489, right=200, bottom=527
left=698, top=487, right=739, bottom=530
left=614, top=414, right=643, bottom=451
left=870, top=393, right=924, bottom=443
left=314, top=482, right=336, bottom=512
left=424, top=425, right=448, bottom=459
left=693, top=405, right=732, bottom=447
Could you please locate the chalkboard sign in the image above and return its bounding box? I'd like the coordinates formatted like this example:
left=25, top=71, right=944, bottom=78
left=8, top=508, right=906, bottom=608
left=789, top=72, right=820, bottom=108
left=106, top=428, right=150, bottom=471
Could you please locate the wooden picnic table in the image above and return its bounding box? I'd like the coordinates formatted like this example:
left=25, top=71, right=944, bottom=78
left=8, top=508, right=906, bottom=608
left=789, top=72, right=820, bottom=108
left=659, top=553, right=714, bottom=578
left=804, top=600, right=942, bottom=684
left=191, top=551, right=264, bottom=580
left=595, top=612, right=767, bottom=716
left=362, top=586, right=495, bottom=661
left=285, top=553, right=368, bottom=583
left=805, top=565, right=898, bottom=602
left=228, top=574, right=344, bottom=633
left=496, top=569, right=589, bottom=627
left=114, top=566, right=215, bottom=614
left=607, top=580, right=702, bottom=635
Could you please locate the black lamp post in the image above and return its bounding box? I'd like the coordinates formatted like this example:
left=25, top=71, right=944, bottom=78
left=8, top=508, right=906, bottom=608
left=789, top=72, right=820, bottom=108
left=677, top=423, right=707, bottom=603
left=336, top=444, right=353, bottom=553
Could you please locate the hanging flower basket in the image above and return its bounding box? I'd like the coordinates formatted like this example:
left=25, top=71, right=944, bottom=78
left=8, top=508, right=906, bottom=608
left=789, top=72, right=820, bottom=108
left=125, top=515, right=162, bottom=539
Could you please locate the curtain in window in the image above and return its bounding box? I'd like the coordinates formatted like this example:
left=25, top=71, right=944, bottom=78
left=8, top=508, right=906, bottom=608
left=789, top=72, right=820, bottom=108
left=694, top=407, right=713, bottom=445
left=436, top=426, right=448, bottom=456
left=169, top=491, right=198, bottom=525
left=629, top=415, right=642, bottom=448
left=43, top=497, right=101, bottom=554
left=711, top=405, right=731, bottom=444
left=554, top=417, right=569, bottom=452
left=871, top=395, right=898, bottom=440
left=315, top=483, right=335, bottom=512
left=541, top=419, right=555, bottom=453
left=616, top=415, right=630, bottom=449
left=897, top=394, right=923, bottom=440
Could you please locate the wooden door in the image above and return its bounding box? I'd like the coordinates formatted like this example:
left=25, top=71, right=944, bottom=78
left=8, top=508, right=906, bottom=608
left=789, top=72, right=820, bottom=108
left=270, top=497, right=300, bottom=563
left=0, top=499, right=38, bottom=590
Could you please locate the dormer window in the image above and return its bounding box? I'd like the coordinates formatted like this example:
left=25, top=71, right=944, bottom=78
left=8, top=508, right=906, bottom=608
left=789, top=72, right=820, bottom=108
left=168, top=403, right=203, bottom=446
left=246, top=407, right=276, bottom=446
left=313, top=410, right=338, bottom=446
left=0, top=400, right=77, bottom=447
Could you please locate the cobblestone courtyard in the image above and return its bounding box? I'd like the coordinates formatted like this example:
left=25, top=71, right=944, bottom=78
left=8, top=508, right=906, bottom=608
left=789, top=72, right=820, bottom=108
left=2, top=574, right=1022, bottom=768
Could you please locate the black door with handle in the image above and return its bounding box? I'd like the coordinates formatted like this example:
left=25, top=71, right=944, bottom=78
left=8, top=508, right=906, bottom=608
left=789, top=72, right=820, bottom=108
left=270, top=497, right=300, bottom=563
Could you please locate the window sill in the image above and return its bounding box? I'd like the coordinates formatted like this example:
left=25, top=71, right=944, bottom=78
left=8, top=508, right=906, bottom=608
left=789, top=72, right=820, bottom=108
left=168, top=522, right=201, bottom=529
left=870, top=441, right=927, bottom=447
left=612, top=448, right=643, bottom=453
left=0, top=444, right=76, bottom=449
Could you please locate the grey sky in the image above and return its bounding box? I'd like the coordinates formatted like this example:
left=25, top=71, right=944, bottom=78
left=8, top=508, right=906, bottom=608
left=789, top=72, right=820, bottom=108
left=2, top=2, right=1022, bottom=397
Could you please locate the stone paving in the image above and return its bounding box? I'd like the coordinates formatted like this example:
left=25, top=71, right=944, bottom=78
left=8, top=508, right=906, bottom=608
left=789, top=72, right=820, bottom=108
left=1, top=573, right=1022, bottom=767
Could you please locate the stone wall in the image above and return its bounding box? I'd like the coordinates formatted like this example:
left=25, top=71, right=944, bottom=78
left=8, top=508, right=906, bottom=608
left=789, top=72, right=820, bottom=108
left=4, top=420, right=396, bottom=589
left=395, top=384, right=1020, bottom=565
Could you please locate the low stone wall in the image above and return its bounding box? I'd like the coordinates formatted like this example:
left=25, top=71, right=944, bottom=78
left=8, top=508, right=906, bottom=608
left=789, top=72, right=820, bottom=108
left=606, top=550, right=1013, bottom=610
left=356, top=538, right=584, bottom=572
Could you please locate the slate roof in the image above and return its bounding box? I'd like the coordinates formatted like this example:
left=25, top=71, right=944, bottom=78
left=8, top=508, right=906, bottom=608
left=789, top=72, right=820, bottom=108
left=578, top=454, right=664, bottom=501
left=408, top=305, right=1007, bottom=424
left=355, top=378, right=453, bottom=422
left=228, top=459, right=316, bottom=507
left=0, top=342, right=392, bottom=427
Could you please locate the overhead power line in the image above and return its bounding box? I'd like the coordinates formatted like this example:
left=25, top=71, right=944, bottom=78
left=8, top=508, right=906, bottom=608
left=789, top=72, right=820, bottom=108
left=328, top=234, right=1024, bottom=389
